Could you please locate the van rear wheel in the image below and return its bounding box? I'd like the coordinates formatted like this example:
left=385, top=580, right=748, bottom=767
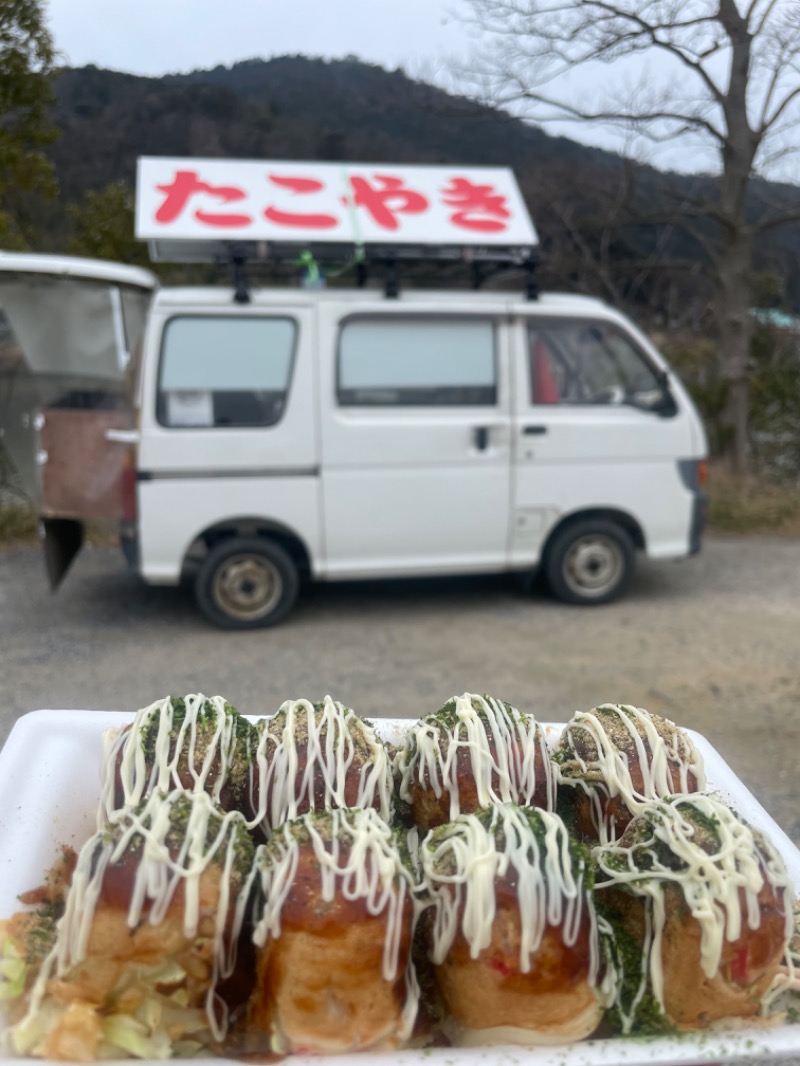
left=545, top=520, right=634, bottom=606
left=195, top=536, right=299, bottom=629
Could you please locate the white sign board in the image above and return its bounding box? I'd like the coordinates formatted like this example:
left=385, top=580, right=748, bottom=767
left=135, top=158, right=538, bottom=249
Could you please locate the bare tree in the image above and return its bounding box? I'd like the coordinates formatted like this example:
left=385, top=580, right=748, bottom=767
left=459, top=0, right=800, bottom=475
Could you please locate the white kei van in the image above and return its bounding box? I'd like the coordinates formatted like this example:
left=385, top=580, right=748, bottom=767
left=109, top=283, right=708, bottom=628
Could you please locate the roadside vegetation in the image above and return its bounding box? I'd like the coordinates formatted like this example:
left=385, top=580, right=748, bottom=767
left=706, top=468, right=800, bottom=536
left=0, top=502, right=38, bottom=545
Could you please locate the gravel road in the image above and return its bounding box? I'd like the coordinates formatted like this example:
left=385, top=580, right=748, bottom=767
left=2, top=535, right=800, bottom=850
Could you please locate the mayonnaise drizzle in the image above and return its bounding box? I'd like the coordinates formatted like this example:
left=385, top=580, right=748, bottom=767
left=15, top=790, right=252, bottom=1045
left=254, top=696, right=394, bottom=830
left=420, top=804, right=601, bottom=989
left=251, top=807, right=419, bottom=1044
left=595, top=794, right=793, bottom=1033
left=762, top=902, right=800, bottom=1013
left=396, top=694, right=555, bottom=820
left=556, top=704, right=706, bottom=844
left=99, top=694, right=255, bottom=827
left=253, top=808, right=411, bottom=973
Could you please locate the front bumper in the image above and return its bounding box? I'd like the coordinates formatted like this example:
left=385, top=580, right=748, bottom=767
left=677, top=459, right=707, bottom=555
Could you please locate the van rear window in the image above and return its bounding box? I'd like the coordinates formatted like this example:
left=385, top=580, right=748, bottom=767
left=157, top=316, right=296, bottom=428
left=338, top=318, right=496, bottom=406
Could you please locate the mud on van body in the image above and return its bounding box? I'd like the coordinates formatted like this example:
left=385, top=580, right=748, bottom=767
left=113, top=285, right=707, bottom=628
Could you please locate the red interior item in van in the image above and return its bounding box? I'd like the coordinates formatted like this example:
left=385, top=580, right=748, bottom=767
left=532, top=340, right=560, bottom=404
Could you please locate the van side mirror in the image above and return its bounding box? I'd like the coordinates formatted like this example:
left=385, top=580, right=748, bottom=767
left=625, top=371, right=678, bottom=417
left=651, top=373, right=678, bottom=417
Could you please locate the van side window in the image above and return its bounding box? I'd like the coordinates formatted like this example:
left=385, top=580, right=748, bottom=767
left=158, top=316, right=295, bottom=428
left=338, top=318, right=496, bottom=405
left=528, top=321, right=661, bottom=407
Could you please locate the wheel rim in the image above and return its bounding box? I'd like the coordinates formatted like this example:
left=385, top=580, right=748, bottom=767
left=562, top=535, right=624, bottom=599
left=211, top=553, right=283, bottom=622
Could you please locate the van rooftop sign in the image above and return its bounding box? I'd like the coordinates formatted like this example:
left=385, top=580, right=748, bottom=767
left=135, top=158, right=538, bottom=264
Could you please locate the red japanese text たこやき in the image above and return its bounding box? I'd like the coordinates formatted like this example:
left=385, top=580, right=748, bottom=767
left=153, top=170, right=512, bottom=234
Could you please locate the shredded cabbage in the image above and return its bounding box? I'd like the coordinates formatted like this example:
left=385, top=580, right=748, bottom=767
left=0, top=935, right=28, bottom=1001
left=101, top=1014, right=172, bottom=1059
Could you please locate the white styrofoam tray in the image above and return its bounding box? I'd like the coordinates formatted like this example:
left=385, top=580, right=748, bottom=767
left=0, top=709, right=799, bottom=1066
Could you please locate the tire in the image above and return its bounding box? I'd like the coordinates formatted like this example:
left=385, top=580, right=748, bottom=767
left=545, top=520, right=634, bottom=606
left=194, top=536, right=299, bottom=630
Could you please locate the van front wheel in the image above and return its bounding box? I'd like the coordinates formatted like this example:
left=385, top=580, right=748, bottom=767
left=545, top=520, right=634, bottom=606
left=195, top=537, right=299, bottom=629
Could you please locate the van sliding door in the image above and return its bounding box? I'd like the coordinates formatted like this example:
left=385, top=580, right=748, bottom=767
left=319, top=310, right=513, bottom=578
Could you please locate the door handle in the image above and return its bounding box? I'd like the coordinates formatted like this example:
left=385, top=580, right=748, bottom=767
left=474, top=426, right=489, bottom=451
left=105, top=428, right=140, bottom=444
left=523, top=425, right=548, bottom=436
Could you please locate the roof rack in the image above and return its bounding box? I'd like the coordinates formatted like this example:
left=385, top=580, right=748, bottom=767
left=218, top=240, right=538, bottom=302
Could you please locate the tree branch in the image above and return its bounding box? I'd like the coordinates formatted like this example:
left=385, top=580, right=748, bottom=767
left=753, top=208, right=800, bottom=234
left=496, top=85, right=727, bottom=143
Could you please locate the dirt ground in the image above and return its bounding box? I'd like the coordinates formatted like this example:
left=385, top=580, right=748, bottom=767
left=2, top=533, right=799, bottom=849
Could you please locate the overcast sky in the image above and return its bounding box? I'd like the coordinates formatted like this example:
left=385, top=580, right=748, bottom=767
left=47, top=0, right=474, bottom=81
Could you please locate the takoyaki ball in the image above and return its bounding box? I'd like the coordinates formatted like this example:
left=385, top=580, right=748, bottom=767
left=99, top=694, right=259, bottom=822
left=253, top=696, right=393, bottom=832
left=394, top=694, right=555, bottom=831
left=248, top=808, right=419, bottom=1055
left=420, top=804, right=605, bottom=1045
left=553, top=704, right=705, bottom=844
left=5, top=790, right=255, bottom=1060
left=595, top=793, right=792, bottom=1034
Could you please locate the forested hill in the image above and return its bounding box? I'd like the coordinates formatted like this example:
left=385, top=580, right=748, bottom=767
left=34, top=55, right=800, bottom=311
left=48, top=56, right=600, bottom=201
